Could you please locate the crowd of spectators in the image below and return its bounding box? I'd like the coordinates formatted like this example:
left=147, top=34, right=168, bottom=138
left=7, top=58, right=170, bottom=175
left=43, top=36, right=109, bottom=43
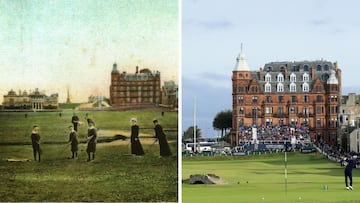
left=238, top=124, right=311, bottom=142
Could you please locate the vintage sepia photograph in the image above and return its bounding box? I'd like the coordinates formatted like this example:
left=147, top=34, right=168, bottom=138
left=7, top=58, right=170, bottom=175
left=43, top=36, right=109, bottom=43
left=0, top=0, right=178, bottom=202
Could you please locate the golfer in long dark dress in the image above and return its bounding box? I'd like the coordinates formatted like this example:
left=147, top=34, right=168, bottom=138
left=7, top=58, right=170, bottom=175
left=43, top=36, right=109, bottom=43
left=153, top=119, right=172, bottom=156
left=31, top=125, right=41, bottom=162
left=130, top=118, right=144, bottom=156
left=86, top=119, right=97, bottom=161
left=68, top=125, right=78, bottom=159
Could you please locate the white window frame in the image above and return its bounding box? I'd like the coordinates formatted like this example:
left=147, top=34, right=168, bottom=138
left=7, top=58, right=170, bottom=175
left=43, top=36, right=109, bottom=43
left=265, top=83, right=271, bottom=92
left=265, top=73, right=271, bottom=82
left=303, top=73, right=309, bottom=82
left=290, top=82, right=296, bottom=92
left=277, top=73, right=284, bottom=83
left=290, top=73, right=296, bottom=82
left=277, top=83, right=284, bottom=92
left=302, top=82, right=309, bottom=92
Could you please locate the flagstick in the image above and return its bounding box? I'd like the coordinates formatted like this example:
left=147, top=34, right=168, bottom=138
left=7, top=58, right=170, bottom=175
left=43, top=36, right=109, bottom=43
left=193, top=97, right=196, bottom=154
left=285, top=151, right=288, bottom=197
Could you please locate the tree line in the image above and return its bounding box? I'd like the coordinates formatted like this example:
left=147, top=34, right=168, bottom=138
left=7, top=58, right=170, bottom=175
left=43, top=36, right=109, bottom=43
left=182, top=110, right=232, bottom=142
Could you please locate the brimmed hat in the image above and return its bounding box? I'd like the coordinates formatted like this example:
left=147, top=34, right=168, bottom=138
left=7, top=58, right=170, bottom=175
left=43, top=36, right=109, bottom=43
left=130, top=118, right=137, bottom=122
left=87, top=118, right=95, bottom=125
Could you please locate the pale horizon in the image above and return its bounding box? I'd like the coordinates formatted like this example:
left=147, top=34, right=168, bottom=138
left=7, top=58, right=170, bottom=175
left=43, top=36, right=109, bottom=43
left=0, top=0, right=179, bottom=104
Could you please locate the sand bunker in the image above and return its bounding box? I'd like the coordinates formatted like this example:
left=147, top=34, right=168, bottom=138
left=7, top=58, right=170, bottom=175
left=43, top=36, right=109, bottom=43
left=183, top=174, right=227, bottom=185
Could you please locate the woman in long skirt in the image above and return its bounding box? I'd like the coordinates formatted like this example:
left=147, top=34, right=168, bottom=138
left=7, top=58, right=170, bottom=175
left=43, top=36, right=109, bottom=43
left=130, top=118, right=144, bottom=156
left=153, top=119, right=172, bottom=157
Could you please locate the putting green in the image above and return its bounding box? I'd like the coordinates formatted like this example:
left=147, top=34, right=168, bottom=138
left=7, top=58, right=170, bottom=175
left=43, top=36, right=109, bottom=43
left=182, top=153, right=360, bottom=203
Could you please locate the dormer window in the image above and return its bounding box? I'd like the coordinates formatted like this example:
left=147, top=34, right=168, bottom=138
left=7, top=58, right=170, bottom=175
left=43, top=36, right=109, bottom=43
left=290, top=73, right=296, bottom=82
left=280, top=66, right=285, bottom=73
left=265, top=83, right=271, bottom=92
left=289, top=83, right=296, bottom=92
left=265, top=73, right=271, bottom=82
left=267, top=66, right=272, bottom=72
left=302, top=73, right=309, bottom=82
left=303, top=65, right=309, bottom=71
left=277, top=73, right=284, bottom=82
left=324, top=64, right=329, bottom=71
left=316, top=64, right=322, bottom=71
left=277, top=83, right=284, bottom=92
left=302, top=83, right=309, bottom=92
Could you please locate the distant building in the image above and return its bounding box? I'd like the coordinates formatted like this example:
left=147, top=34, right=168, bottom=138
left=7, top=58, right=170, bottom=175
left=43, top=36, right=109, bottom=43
left=110, top=63, right=161, bottom=107
left=3, top=88, right=59, bottom=110
left=339, top=93, right=360, bottom=152
left=231, top=49, right=341, bottom=147
left=161, top=80, right=178, bottom=108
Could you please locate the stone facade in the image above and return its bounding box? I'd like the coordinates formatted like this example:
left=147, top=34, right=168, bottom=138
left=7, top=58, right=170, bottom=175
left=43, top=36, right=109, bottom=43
left=231, top=50, right=341, bottom=146
left=339, top=93, right=360, bottom=151
left=3, top=88, right=58, bottom=110
left=161, top=80, right=178, bottom=108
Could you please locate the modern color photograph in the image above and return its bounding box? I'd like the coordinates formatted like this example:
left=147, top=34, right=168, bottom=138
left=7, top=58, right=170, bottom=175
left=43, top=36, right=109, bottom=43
left=182, top=0, right=360, bottom=202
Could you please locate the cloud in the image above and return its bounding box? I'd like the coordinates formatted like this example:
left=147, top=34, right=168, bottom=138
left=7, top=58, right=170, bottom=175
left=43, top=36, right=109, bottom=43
left=308, top=19, right=330, bottom=26
left=197, top=20, right=233, bottom=29
left=184, top=72, right=231, bottom=89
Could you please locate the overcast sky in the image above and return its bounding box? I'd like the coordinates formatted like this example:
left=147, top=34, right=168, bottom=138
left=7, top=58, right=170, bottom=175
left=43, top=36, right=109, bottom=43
left=0, top=0, right=178, bottom=103
left=182, top=0, right=360, bottom=138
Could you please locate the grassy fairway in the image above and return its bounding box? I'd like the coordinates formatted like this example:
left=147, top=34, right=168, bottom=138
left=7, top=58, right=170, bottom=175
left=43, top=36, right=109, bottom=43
left=0, top=110, right=178, bottom=202
left=182, top=153, right=360, bottom=203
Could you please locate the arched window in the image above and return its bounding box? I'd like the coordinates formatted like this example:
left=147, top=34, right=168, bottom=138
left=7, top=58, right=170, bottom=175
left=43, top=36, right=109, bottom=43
left=324, top=64, right=329, bottom=71
left=302, top=73, right=309, bottom=82
left=290, top=82, right=296, bottom=92
left=303, top=64, right=309, bottom=71
left=265, top=73, right=271, bottom=82
left=267, top=66, right=272, bottom=72
left=280, top=66, right=285, bottom=73
left=302, top=82, right=309, bottom=92
left=265, top=83, right=271, bottom=92
left=316, top=64, right=322, bottom=71
left=277, top=73, right=284, bottom=83
left=290, top=73, right=296, bottom=82
left=277, top=83, right=284, bottom=92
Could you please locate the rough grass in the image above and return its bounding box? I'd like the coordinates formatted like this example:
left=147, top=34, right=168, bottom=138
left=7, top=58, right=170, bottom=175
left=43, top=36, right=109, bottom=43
left=0, top=110, right=178, bottom=202
left=0, top=110, right=177, bottom=143
left=182, top=153, right=360, bottom=203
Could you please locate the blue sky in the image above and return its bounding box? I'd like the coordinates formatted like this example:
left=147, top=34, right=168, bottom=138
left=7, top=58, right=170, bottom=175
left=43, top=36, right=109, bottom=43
left=0, top=0, right=178, bottom=103
left=182, top=0, right=360, bottom=138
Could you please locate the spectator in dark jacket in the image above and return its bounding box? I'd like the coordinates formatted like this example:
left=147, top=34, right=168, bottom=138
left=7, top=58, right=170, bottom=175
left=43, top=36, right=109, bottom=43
left=31, top=125, right=41, bottom=162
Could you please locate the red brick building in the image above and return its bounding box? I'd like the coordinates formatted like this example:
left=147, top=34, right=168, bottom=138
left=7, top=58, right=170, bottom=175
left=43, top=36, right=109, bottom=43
left=110, top=63, right=161, bottom=107
left=231, top=50, right=341, bottom=147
